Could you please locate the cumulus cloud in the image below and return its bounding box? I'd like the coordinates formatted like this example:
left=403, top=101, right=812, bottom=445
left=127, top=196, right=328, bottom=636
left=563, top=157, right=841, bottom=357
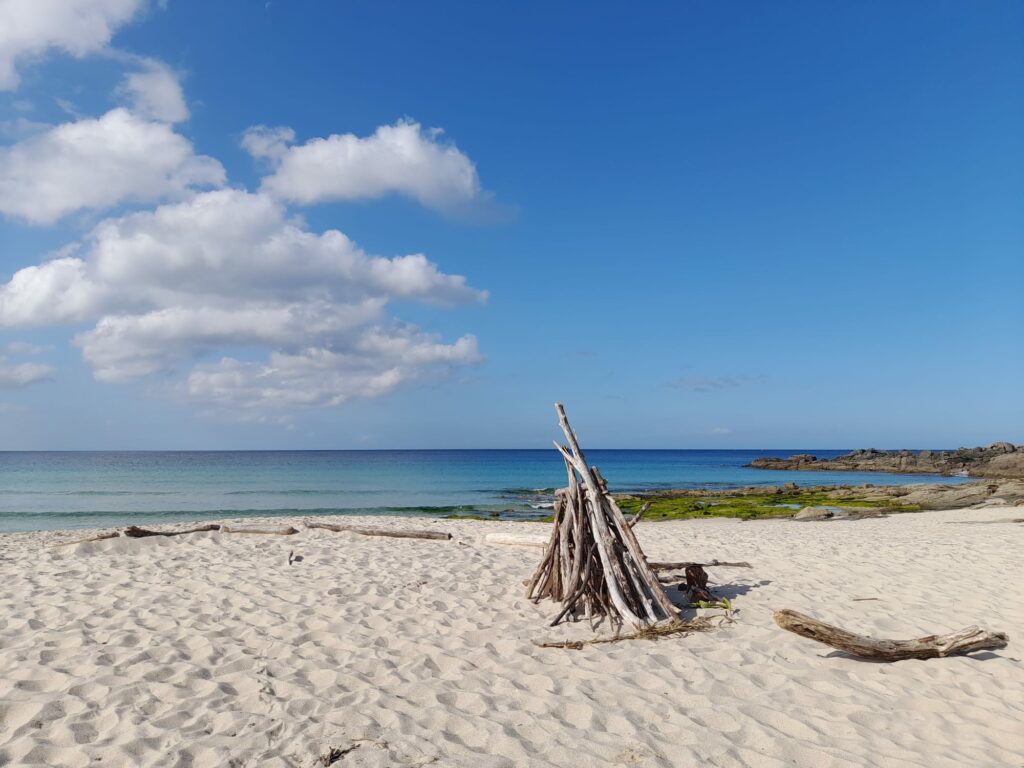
left=241, top=125, right=295, bottom=163
left=0, top=0, right=144, bottom=90
left=0, top=189, right=486, bottom=410
left=117, top=59, right=188, bottom=122
left=0, top=8, right=494, bottom=417
left=247, top=119, right=486, bottom=213
left=0, top=108, right=224, bottom=223
left=0, top=342, right=55, bottom=388
left=0, top=360, right=54, bottom=387
left=187, top=330, right=481, bottom=412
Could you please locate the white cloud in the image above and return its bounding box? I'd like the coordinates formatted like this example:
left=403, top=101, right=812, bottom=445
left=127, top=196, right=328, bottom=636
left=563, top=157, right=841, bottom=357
left=0, top=189, right=485, bottom=410
left=187, top=331, right=481, bottom=412
left=0, top=355, right=54, bottom=387
left=249, top=119, right=486, bottom=213
left=241, top=125, right=295, bottom=163
left=0, top=108, right=225, bottom=223
left=0, top=0, right=144, bottom=90
left=0, top=254, right=105, bottom=324
left=118, top=59, right=188, bottom=122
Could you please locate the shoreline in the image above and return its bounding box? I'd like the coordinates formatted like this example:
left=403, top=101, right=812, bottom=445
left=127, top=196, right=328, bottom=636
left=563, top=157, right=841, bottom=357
left=2, top=476, right=1020, bottom=534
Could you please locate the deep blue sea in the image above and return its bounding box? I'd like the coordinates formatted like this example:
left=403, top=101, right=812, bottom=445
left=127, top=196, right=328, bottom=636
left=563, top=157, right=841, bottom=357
left=0, top=450, right=970, bottom=532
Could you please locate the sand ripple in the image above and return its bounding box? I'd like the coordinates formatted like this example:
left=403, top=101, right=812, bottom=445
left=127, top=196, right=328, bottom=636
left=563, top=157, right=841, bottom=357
left=0, top=510, right=1021, bottom=767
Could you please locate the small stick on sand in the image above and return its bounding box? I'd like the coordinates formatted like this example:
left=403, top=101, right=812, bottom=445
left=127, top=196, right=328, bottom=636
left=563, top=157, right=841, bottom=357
left=774, top=609, right=1009, bottom=660
left=535, top=617, right=716, bottom=649
left=52, top=531, right=122, bottom=547
left=306, top=522, right=451, bottom=540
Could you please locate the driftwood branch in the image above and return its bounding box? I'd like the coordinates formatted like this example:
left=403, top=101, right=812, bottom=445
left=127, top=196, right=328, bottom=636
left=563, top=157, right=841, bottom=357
left=627, top=502, right=651, bottom=527
left=649, top=560, right=752, bottom=571
left=484, top=532, right=548, bottom=548
left=58, top=523, right=299, bottom=545
left=307, top=522, right=451, bottom=540
left=219, top=525, right=299, bottom=535
left=535, top=617, right=716, bottom=649
left=124, top=524, right=222, bottom=538
left=774, top=609, right=1009, bottom=661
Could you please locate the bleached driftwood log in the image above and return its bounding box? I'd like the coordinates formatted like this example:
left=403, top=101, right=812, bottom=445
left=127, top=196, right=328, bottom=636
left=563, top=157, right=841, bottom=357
left=124, top=524, right=221, bottom=538
left=306, top=522, right=451, bottom=540
left=526, top=404, right=679, bottom=630
left=220, top=525, right=299, bottom=535
left=62, top=523, right=298, bottom=543
left=485, top=532, right=548, bottom=548
left=774, top=609, right=1009, bottom=660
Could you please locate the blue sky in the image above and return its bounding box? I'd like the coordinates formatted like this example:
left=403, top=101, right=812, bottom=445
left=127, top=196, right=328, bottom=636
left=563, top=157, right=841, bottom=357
left=0, top=1, right=1021, bottom=449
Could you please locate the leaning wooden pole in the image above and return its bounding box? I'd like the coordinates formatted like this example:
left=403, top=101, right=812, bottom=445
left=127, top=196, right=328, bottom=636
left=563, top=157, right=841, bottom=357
left=527, top=403, right=679, bottom=630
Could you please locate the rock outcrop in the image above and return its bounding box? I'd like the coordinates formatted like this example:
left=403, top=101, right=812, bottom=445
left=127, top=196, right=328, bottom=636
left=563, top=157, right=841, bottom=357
left=748, top=443, right=1024, bottom=479
left=619, top=480, right=1024, bottom=510
left=793, top=506, right=833, bottom=521
left=829, top=480, right=1024, bottom=509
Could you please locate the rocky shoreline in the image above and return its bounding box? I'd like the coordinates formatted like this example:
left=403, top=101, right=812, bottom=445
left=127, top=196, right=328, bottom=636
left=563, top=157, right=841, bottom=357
left=615, top=479, right=1024, bottom=520
left=748, top=442, right=1024, bottom=479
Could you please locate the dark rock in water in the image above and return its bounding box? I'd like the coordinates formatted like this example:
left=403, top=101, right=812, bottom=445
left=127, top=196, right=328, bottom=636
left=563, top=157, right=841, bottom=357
left=748, top=443, right=1024, bottom=479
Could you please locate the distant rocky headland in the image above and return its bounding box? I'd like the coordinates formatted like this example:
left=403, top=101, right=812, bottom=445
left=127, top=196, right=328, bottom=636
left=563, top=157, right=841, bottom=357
left=748, top=443, right=1024, bottom=479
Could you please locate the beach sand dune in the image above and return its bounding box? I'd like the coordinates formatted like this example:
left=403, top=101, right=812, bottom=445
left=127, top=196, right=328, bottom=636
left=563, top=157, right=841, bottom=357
left=0, top=509, right=1021, bottom=767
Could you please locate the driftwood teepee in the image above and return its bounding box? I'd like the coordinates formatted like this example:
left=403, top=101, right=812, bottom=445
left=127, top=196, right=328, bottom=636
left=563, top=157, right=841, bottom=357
left=526, top=403, right=679, bottom=630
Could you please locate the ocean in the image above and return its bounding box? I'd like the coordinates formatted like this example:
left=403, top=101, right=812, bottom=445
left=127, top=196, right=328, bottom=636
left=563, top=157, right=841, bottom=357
left=0, top=449, right=970, bottom=533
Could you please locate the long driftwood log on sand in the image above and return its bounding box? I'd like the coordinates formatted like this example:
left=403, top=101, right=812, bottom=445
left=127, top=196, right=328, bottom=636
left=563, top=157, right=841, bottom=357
left=220, top=525, right=299, bottom=535
left=306, top=522, right=451, bottom=540
left=484, top=532, right=548, bottom=548
left=65, top=524, right=298, bottom=543
left=124, top=524, right=222, bottom=538
left=774, top=609, right=1009, bottom=660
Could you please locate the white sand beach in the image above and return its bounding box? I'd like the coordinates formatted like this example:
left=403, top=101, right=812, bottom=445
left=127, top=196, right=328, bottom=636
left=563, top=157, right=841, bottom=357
left=0, top=508, right=1021, bottom=768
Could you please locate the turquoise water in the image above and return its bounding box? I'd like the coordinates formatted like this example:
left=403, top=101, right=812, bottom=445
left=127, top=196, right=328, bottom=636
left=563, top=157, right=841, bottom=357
left=0, top=450, right=970, bottom=532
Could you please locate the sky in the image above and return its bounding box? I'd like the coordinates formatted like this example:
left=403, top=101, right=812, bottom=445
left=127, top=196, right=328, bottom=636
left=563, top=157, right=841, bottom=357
left=0, top=0, right=1021, bottom=450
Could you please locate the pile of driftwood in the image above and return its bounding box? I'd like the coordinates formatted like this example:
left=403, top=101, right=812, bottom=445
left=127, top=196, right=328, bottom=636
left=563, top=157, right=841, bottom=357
left=526, top=403, right=679, bottom=630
